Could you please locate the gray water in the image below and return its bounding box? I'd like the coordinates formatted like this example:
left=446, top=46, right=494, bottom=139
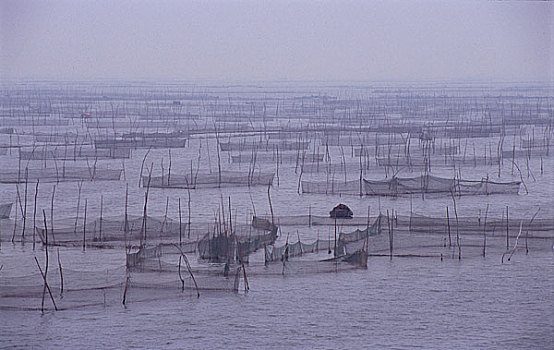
left=1, top=82, right=553, bottom=349
left=2, top=248, right=552, bottom=349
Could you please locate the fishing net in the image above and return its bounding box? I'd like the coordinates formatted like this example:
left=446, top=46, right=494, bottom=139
left=0, top=167, right=123, bottom=183
left=19, top=147, right=130, bottom=160
left=197, top=217, right=278, bottom=263
left=246, top=252, right=369, bottom=276
left=95, top=138, right=186, bottom=149
left=0, top=203, right=12, bottom=218
left=255, top=215, right=378, bottom=227
left=0, top=258, right=243, bottom=311
left=142, top=171, right=274, bottom=189
left=264, top=215, right=383, bottom=262
left=0, top=266, right=126, bottom=311
left=301, top=175, right=521, bottom=196
left=31, top=215, right=195, bottom=246
left=398, top=214, right=554, bottom=235
left=33, top=133, right=89, bottom=144
left=301, top=179, right=363, bottom=195
left=231, top=153, right=324, bottom=164
left=126, top=245, right=251, bottom=293
left=219, top=140, right=310, bottom=152
left=0, top=118, right=71, bottom=127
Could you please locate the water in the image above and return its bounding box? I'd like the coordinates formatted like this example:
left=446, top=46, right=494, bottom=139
left=1, top=81, right=553, bottom=348
left=2, top=248, right=552, bottom=349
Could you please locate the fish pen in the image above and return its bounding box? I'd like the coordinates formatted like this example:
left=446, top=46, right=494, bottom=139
left=0, top=80, right=552, bottom=316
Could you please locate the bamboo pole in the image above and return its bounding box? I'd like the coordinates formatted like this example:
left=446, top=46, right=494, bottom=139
left=39, top=209, right=57, bottom=311
left=138, top=147, right=152, bottom=186
left=268, top=184, right=274, bottom=227
left=50, top=185, right=56, bottom=244
left=172, top=244, right=200, bottom=297
left=446, top=206, right=451, bottom=248
left=187, top=187, right=191, bottom=239
left=178, top=197, right=182, bottom=245
left=34, top=257, right=57, bottom=312
left=83, top=199, right=87, bottom=251
left=506, top=206, right=509, bottom=250
left=99, top=195, right=103, bottom=242
left=33, top=180, right=39, bottom=251
left=526, top=207, right=540, bottom=255
left=122, top=271, right=130, bottom=305
left=387, top=209, right=393, bottom=259
left=57, top=248, right=64, bottom=294
left=483, top=204, right=489, bottom=257
left=140, top=165, right=153, bottom=246
left=74, top=181, right=83, bottom=234
left=123, top=183, right=128, bottom=249
left=22, top=168, right=28, bottom=240
left=451, top=193, right=460, bottom=260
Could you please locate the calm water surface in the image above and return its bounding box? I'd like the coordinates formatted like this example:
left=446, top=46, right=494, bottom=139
left=2, top=247, right=552, bottom=349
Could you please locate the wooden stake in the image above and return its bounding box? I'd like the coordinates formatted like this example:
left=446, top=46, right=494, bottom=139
left=74, top=181, right=83, bottom=234
left=33, top=180, right=39, bottom=251
left=124, top=183, right=129, bottom=249
left=172, top=244, right=200, bottom=298
left=57, top=248, right=64, bottom=294
left=50, top=185, right=56, bottom=243
left=451, top=193, right=460, bottom=259
left=387, top=210, right=393, bottom=259
left=506, top=206, right=509, bottom=250
left=187, top=187, right=191, bottom=239
left=483, top=204, right=489, bottom=257
left=446, top=206, right=451, bottom=248
left=267, top=184, right=274, bottom=227
left=178, top=197, right=182, bottom=245
left=22, top=168, right=28, bottom=240
left=83, top=199, right=87, bottom=251
left=99, top=195, right=103, bottom=242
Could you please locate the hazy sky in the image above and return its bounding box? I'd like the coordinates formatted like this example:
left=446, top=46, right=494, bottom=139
left=1, top=0, right=552, bottom=82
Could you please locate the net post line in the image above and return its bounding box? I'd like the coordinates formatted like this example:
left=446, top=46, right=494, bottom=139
left=264, top=215, right=383, bottom=263
left=300, top=174, right=521, bottom=196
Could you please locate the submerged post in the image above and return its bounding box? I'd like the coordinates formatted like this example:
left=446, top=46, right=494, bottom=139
left=83, top=199, right=87, bottom=251
left=506, top=206, right=509, bottom=250
left=446, top=206, right=451, bottom=248
left=33, top=180, right=40, bottom=251
left=387, top=210, right=393, bottom=259
left=483, top=204, right=489, bottom=257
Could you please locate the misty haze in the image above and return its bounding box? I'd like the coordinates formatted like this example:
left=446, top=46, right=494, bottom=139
left=1, top=1, right=552, bottom=349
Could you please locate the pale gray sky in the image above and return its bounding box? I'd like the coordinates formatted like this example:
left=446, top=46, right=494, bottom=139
left=1, top=0, right=552, bottom=82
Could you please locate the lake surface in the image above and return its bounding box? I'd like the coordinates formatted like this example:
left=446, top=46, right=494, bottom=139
left=1, top=81, right=553, bottom=349
left=2, top=245, right=552, bottom=349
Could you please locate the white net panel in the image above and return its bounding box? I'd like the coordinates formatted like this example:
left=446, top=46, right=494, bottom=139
left=301, top=175, right=520, bottom=196
left=95, top=138, right=186, bottom=149
left=0, top=203, right=12, bottom=218
left=219, top=140, right=310, bottom=152
left=265, top=215, right=383, bottom=262
left=19, top=147, right=130, bottom=160
left=0, top=167, right=123, bottom=183
left=142, top=171, right=274, bottom=189
left=197, top=218, right=278, bottom=263
left=301, top=179, right=363, bottom=195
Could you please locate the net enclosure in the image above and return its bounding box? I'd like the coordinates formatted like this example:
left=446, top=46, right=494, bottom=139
left=264, top=215, right=383, bottom=263
left=0, top=203, right=12, bottom=218
left=197, top=217, right=278, bottom=263
left=219, top=140, right=310, bottom=152
left=142, top=171, right=274, bottom=189
left=33, top=215, right=194, bottom=247
left=19, top=147, right=131, bottom=160
left=95, top=137, right=186, bottom=149
left=0, top=167, right=123, bottom=183
left=301, top=175, right=521, bottom=196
